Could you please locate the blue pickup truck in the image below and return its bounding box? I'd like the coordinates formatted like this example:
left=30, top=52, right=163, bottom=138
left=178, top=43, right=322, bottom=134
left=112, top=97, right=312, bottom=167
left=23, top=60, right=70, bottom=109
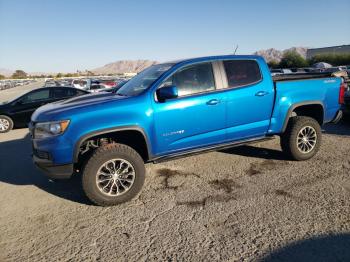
left=30, top=55, right=345, bottom=206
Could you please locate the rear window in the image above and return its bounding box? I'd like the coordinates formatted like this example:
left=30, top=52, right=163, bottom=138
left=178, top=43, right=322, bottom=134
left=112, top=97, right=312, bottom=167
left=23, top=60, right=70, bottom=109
left=223, top=60, right=262, bottom=88
left=53, top=88, right=68, bottom=98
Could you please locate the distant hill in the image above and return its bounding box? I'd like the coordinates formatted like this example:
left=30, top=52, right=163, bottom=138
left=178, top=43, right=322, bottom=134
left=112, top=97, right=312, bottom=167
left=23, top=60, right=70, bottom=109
left=1, top=48, right=310, bottom=77
left=253, top=47, right=308, bottom=62
left=92, top=60, right=158, bottom=75
left=0, top=68, right=14, bottom=77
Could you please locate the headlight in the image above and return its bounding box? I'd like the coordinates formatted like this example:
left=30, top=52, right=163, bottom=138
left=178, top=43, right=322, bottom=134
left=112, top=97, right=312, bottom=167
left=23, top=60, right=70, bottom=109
left=34, top=120, right=70, bottom=139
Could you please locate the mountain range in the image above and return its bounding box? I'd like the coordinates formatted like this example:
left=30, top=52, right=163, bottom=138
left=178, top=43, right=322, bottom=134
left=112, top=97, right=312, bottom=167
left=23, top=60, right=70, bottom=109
left=92, top=60, right=158, bottom=75
left=0, top=47, right=308, bottom=76
left=253, top=47, right=308, bottom=63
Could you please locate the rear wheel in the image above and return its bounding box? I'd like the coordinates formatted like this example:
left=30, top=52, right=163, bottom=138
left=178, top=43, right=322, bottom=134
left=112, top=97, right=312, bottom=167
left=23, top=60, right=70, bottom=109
left=0, top=115, right=13, bottom=133
left=82, top=143, right=145, bottom=206
left=280, top=116, right=322, bottom=161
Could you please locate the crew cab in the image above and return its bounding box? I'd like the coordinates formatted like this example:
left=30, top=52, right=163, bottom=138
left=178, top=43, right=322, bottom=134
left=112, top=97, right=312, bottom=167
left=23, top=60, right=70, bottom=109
left=29, top=55, right=345, bottom=206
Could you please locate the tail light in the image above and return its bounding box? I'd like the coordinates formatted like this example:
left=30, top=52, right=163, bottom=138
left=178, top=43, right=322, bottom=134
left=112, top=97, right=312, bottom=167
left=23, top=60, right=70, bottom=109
left=339, top=82, right=346, bottom=104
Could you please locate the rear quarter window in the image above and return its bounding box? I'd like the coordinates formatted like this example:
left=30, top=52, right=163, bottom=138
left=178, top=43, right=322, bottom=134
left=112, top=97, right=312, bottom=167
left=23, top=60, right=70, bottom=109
left=223, top=60, right=262, bottom=88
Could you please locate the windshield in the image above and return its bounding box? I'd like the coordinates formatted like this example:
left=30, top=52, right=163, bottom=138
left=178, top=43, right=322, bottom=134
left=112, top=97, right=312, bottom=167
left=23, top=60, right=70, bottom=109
left=116, top=63, right=174, bottom=96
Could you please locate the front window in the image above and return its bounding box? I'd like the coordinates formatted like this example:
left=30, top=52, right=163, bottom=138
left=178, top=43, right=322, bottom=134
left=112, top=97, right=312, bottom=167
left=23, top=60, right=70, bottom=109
left=161, top=62, right=216, bottom=97
left=21, top=89, right=50, bottom=103
left=117, top=64, right=174, bottom=97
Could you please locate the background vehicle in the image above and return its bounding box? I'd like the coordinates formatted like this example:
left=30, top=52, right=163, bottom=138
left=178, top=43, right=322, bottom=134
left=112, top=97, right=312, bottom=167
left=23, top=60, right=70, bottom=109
left=30, top=55, right=344, bottom=206
left=72, top=79, right=90, bottom=90
left=89, top=83, right=106, bottom=93
left=98, top=80, right=128, bottom=93
left=0, top=87, right=89, bottom=132
left=44, top=80, right=58, bottom=87
left=270, top=68, right=293, bottom=76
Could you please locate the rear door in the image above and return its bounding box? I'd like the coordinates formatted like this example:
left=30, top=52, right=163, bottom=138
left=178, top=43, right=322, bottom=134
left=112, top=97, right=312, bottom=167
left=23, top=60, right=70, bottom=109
left=152, top=62, right=226, bottom=155
left=221, top=59, right=274, bottom=140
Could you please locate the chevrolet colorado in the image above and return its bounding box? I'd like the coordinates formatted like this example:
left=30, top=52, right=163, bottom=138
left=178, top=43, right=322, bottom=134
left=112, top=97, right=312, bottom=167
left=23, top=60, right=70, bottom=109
left=29, top=55, right=345, bottom=206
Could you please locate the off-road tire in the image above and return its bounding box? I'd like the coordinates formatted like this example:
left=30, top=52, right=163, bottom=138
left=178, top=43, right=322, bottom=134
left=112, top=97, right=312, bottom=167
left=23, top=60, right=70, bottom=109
left=82, top=143, right=145, bottom=206
left=0, top=115, right=13, bottom=133
left=280, top=116, right=322, bottom=161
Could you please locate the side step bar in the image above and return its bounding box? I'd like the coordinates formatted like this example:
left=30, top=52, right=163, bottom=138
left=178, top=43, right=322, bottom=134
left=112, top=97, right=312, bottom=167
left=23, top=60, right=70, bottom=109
left=152, top=136, right=275, bottom=164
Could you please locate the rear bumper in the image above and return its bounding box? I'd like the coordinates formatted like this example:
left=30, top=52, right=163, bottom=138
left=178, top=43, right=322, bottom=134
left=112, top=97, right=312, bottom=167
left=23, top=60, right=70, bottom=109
left=33, top=155, right=73, bottom=179
left=331, top=110, right=343, bottom=123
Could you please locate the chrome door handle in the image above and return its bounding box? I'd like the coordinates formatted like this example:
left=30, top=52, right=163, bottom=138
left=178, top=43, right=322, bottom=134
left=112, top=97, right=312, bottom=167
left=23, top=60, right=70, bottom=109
left=206, top=99, right=220, bottom=105
left=255, top=91, right=269, bottom=97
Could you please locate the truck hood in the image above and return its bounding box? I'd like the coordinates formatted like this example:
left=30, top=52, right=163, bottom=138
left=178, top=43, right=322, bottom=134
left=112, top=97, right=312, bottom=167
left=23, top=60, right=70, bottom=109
left=31, top=92, right=128, bottom=122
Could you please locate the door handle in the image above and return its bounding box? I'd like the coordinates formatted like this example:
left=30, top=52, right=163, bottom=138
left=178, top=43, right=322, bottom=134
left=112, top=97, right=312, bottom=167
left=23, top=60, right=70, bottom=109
left=206, top=99, right=220, bottom=105
left=255, top=91, right=269, bottom=97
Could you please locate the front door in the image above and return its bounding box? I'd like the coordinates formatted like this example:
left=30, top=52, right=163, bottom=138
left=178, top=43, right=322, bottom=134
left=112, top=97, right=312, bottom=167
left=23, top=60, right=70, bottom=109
left=10, top=88, right=51, bottom=126
left=152, top=62, right=226, bottom=155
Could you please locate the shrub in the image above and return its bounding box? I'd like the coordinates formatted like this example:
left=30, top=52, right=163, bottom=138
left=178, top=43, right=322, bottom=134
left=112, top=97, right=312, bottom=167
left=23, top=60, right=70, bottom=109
left=279, top=51, right=308, bottom=68
left=308, top=54, right=350, bottom=66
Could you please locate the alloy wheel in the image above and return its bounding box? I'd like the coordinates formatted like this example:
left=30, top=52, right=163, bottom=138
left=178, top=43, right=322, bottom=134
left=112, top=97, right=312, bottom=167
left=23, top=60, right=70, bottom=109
left=0, top=118, right=10, bottom=132
left=296, top=126, right=317, bottom=154
left=95, top=158, right=136, bottom=196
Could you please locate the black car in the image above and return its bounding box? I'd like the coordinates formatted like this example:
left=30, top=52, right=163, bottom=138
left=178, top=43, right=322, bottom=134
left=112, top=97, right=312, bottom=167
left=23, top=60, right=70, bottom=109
left=0, top=86, right=89, bottom=133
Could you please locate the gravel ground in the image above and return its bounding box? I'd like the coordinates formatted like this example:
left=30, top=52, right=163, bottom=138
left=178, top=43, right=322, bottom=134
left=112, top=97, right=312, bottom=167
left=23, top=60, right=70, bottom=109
left=0, top=119, right=349, bottom=261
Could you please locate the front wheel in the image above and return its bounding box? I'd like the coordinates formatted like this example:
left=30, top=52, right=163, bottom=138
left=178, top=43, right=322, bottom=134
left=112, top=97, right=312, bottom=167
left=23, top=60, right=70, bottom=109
left=82, top=143, right=145, bottom=206
left=0, top=115, right=13, bottom=133
left=280, top=116, right=322, bottom=161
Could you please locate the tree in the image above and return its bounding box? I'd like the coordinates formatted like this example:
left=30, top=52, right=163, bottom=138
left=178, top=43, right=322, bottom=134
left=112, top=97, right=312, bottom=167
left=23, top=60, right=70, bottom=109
left=64, top=72, right=79, bottom=77
left=11, top=70, right=27, bottom=79
left=0, top=74, right=5, bottom=80
left=267, top=60, right=279, bottom=69
left=308, top=54, right=350, bottom=66
left=279, top=51, right=308, bottom=68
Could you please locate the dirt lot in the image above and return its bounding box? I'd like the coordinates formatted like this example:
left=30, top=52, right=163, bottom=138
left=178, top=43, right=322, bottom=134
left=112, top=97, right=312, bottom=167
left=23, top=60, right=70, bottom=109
left=0, top=118, right=349, bottom=261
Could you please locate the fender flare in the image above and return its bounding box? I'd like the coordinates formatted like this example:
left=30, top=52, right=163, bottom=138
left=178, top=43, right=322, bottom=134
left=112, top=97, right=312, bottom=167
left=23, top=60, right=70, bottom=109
left=281, top=101, right=324, bottom=133
left=73, top=125, right=152, bottom=162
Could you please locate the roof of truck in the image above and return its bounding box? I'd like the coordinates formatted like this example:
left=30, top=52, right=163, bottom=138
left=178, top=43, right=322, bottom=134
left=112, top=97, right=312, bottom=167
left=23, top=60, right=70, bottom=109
left=163, top=55, right=263, bottom=65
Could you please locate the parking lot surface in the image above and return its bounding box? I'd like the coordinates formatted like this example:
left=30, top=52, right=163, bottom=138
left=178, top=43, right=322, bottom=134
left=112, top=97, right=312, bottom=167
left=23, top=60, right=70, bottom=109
left=0, top=119, right=349, bottom=261
left=0, top=80, right=44, bottom=103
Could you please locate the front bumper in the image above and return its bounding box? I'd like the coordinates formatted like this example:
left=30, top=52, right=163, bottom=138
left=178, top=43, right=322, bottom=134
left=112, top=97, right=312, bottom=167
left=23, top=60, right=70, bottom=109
left=29, top=121, right=76, bottom=179
left=33, top=155, right=73, bottom=179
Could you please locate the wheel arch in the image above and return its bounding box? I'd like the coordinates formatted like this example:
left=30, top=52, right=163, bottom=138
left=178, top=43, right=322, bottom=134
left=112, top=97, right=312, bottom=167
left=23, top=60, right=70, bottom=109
left=73, top=126, right=152, bottom=163
left=281, top=101, right=324, bottom=133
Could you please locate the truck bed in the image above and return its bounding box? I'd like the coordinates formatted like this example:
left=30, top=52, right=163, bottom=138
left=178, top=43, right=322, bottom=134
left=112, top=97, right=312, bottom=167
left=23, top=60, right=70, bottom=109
left=272, top=72, right=334, bottom=82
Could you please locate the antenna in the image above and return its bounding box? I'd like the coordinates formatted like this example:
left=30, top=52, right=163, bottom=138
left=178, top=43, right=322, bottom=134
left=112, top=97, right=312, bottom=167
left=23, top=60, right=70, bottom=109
left=233, top=45, right=239, bottom=55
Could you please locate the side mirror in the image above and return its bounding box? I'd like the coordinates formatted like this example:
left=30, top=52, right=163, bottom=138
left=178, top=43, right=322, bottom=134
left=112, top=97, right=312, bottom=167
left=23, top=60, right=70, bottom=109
left=157, top=85, right=178, bottom=102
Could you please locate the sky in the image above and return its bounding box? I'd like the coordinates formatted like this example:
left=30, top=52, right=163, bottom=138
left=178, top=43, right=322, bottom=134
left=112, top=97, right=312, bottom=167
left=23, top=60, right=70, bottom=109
left=0, top=0, right=349, bottom=73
